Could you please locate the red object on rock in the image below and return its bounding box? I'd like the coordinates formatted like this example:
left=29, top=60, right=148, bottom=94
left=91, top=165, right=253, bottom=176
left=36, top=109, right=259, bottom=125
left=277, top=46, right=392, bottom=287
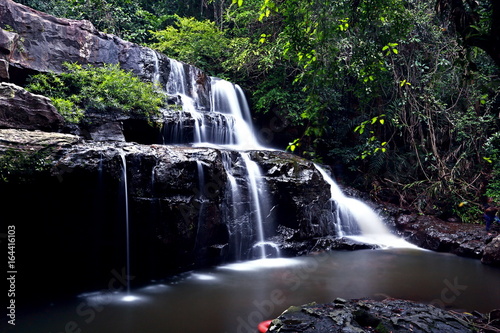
left=258, top=320, right=272, bottom=333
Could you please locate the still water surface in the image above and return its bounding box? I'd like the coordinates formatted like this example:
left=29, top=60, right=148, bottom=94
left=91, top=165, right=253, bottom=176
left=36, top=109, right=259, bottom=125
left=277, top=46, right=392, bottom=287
left=11, top=249, right=500, bottom=333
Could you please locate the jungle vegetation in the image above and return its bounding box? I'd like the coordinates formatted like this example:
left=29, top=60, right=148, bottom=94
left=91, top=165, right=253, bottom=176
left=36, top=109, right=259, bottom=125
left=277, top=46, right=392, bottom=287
left=17, top=0, right=500, bottom=222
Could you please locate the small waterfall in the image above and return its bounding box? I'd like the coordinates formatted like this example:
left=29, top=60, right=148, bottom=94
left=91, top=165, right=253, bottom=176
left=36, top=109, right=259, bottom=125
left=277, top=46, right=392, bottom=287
left=151, top=50, right=161, bottom=86
left=221, top=151, right=245, bottom=260
left=210, top=78, right=261, bottom=149
left=165, top=58, right=204, bottom=142
left=163, top=59, right=263, bottom=148
left=315, top=165, right=417, bottom=249
left=119, top=153, right=131, bottom=293
left=241, top=153, right=268, bottom=259
left=194, top=160, right=208, bottom=254
left=221, top=151, right=276, bottom=260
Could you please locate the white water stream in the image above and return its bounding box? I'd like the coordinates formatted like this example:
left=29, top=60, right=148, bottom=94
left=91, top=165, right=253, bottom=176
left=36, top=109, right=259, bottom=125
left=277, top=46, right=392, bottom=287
left=162, top=57, right=416, bottom=259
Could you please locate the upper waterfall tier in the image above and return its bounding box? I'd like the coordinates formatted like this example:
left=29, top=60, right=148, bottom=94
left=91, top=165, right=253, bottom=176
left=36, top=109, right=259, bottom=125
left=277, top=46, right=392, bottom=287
left=161, top=58, right=263, bottom=149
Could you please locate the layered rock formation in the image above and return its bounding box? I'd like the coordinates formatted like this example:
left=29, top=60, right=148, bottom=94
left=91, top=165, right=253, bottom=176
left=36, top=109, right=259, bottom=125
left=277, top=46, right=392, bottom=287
left=267, top=298, right=499, bottom=333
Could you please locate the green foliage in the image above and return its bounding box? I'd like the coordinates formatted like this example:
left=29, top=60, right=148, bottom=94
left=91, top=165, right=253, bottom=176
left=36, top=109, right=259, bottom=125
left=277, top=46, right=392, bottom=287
left=26, top=63, right=165, bottom=123
left=484, top=132, right=500, bottom=202
left=150, top=15, right=229, bottom=75
left=16, top=0, right=172, bottom=44
left=51, top=98, right=84, bottom=124
left=0, top=148, right=53, bottom=183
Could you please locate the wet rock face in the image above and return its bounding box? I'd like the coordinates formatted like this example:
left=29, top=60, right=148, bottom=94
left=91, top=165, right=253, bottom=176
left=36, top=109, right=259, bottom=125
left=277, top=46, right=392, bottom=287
left=380, top=206, right=498, bottom=264
left=0, top=129, right=337, bottom=297
left=251, top=150, right=334, bottom=240
left=268, top=298, right=488, bottom=333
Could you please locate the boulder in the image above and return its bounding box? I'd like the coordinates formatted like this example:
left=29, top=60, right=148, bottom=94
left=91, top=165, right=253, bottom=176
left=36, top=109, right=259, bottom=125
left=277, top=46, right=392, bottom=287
left=481, top=235, right=500, bottom=266
left=268, top=298, right=490, bottom=333
left=0, top=82, right=65, bottom=131
left=383, top=208, right=495, bottom=261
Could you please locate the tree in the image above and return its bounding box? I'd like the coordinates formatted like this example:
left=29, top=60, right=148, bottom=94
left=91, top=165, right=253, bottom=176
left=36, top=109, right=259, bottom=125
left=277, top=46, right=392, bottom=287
left=436, top=0, right=500, bottom=68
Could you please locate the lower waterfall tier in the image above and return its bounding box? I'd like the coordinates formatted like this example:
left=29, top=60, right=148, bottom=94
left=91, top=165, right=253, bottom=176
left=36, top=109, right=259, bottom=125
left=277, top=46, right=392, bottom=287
left=0, top=129, right=347, bottom=299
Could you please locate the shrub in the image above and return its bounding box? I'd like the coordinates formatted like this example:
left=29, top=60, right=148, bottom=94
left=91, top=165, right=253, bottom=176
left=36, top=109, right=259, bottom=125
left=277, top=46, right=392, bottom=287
left=484, top=132, right=500, bottom=202
left=27, top=63, right=165, bottom=123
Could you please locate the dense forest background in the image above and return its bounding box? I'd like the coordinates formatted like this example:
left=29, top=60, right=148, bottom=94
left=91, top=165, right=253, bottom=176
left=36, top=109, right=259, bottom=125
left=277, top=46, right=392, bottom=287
left=17, top=0, right=500, bottom=223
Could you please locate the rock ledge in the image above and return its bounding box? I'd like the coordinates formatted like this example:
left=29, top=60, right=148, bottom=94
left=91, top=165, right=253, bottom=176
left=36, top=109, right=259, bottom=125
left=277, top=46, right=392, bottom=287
left=268, top=298, right=499, bottom=333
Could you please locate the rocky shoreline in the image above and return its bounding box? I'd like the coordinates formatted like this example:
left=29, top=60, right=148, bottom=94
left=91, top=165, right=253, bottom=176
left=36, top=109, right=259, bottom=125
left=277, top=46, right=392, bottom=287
left=266, top=298, right=500, bottom=333
left=271, top=202, right=500, bottom=267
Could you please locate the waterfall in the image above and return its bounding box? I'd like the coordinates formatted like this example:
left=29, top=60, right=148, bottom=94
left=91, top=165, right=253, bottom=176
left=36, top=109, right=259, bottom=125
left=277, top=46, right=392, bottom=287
left=221, top=151, right=277, bottom=260
left=119, top=153, right=132, bottom=294
left=164, top=59, right=262, bottom=148
left=165, top=58, right=204, bottom=142
left=240, top=153, right=267, bottom=259
left=221, top=151, right=245, bottom=260
left=210, top=77, right=261, bottom=149
left=194, top=160, right=208, bottom=254
left=315, top=165, right=418, bottom=249
left=151, top=50, right=161, bottom=86
left=160, top=56, right=413, bottom=260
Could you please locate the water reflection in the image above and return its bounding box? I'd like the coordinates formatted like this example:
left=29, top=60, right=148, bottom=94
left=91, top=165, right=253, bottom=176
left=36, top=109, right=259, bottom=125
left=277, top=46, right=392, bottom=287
left=8, top=249, right=500, bottom=333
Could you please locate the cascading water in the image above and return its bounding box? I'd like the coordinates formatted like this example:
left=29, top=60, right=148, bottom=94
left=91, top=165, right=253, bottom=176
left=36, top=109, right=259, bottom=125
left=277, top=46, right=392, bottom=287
left=315, top=165, right=418, bottom=249
left=119, top=153, right=134, bottom=298
left=240, top=153, right=267, bottom=259
left=165, top=58, right=203, bottom=143
left=194, top=160, right=208, bottom=254
left=160, top=56, right=414, bottom=261
left=221, top=150, right=277, bottom=259
left=210, top=77, right=261, bottom=149
left=161, top=59, right=279, bottom=258
left=164, top=59, right=262, bottom=148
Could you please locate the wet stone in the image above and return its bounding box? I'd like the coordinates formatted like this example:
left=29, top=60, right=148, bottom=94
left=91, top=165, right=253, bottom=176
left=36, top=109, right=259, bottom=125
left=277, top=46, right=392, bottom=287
left=267, top=298, right=484, bottom=333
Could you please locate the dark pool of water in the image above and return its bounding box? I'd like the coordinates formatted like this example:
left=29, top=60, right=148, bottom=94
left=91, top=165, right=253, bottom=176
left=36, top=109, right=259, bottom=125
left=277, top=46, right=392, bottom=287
left=6, top=249, right=500, bottom=333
